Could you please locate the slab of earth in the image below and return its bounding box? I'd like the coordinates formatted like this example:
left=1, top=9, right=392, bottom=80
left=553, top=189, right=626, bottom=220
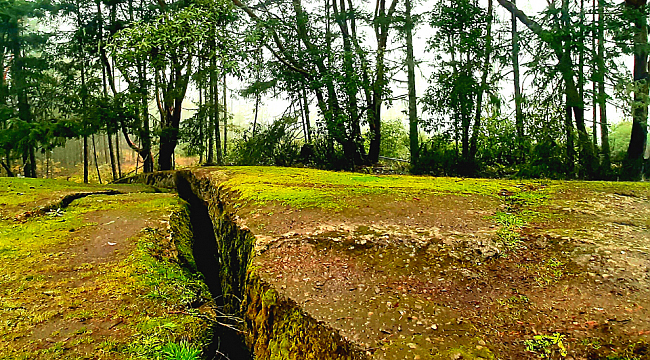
left=193, top=166, right=650, bottom=360
left=0, top=179, right=211, bottom=359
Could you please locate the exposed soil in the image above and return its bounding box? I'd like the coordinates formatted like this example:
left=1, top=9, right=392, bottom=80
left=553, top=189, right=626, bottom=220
left=5, top=168, right=650, bottom=360
left=206, top=170, right=650, bottom=360
left=0, top=191, right=186, bottom=359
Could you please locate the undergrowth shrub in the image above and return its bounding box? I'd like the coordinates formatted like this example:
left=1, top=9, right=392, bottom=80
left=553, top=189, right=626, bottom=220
left=229, top=117, right=301, bottom=166
left=411, top=134, right=459, bottom=176
left=518, top=137, right=567, bottom=179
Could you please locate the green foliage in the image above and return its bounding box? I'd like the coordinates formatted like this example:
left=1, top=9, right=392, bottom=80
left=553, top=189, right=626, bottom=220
left=604, top=341, right=649, bottom=360
left=494, top=211, right=524, bottom=248
left=230, top=117, right=301, bottom=167
left=524, top=333, right=568, bottom=358
left=518, top=137, right=568, bottom=179
left=162, top=341, right=202, bottom=360
left=366, top=118, right=409, bottom=159
left=609, top=121, right=633, bottom=161
left=411, top=134, right=459, bottom=176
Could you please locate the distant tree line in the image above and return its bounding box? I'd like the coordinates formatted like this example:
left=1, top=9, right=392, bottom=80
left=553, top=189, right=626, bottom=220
left=0, top=0, right=648, bottom=181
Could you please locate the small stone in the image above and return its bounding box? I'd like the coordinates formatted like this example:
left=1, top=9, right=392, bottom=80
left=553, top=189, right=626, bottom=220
left=431, top=324, right=438, bottom=330
left=478, top=339, right=486, bottom=346
left=407, top=343, right=417, bottom=349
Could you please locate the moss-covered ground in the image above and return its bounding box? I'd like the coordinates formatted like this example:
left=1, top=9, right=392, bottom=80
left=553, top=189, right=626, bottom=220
left=0, top=179, right=212, bottom=359
left=190, top=166, right=650, bottom=360
left=6, top=167, right=650, bottom=360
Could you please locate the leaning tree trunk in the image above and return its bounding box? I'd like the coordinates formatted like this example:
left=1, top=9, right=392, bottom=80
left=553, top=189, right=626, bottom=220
left=92, top=134, right=102, bottom=184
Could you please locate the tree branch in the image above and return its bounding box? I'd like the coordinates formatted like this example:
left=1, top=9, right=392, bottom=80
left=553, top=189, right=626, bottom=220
left=231, top=0, right=312, bottom=77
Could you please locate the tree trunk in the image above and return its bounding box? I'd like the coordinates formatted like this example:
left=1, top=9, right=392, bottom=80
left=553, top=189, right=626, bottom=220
left=223, top=71, right=228, bottom=158
left=92, top=134, right=102, bottom=184
left=565, top=99, right=575, bottom=176
left=140, top=62, right=154, bottom=173
left=158, top=104, right=182, bottom=171
left=214, top=64, right=222, bottom=165
left=512, top=0, right=524, bottom=162
left=107, top=132, right=117, bottom=180
left=367, top=0, right=399, bottom=164
left=598, top=0, right=611, bottom=173
left=624, top=0, right=648, bottom=180
left=2, top=149, right=13, bottom=177
left=592, top=0, right=598, bottom=147
left=469, top=0, right=493, bottom=165
left=406, top=0, right=418, bottom=165
left=300, top=88, right=310, bottom=143
left=579, top=0, right=586, bottom=102
left=116, top=133, right=122, bottom=178
left=84, top=136, right=89, bottom=183
left=207, top=71, right=215, bottom=165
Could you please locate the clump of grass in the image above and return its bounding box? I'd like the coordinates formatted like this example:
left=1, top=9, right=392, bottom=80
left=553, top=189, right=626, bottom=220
left=534, top=258, right=565, bottom=287
left=494, top=212, right=525, bottom=247
left=162, top=340, right=202, bottom=360
left=524, top=333, right=567, bottom=358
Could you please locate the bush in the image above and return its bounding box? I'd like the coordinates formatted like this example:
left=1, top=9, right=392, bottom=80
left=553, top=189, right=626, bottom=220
left=229, top=117, right=301, bottom=166
left=517, top=137, right=567, bottom=179
left=411, top=134, right=459, bottom=176
left=364, top=118, right=409, bottom=160
left=308, top=135, right=350, bottom=170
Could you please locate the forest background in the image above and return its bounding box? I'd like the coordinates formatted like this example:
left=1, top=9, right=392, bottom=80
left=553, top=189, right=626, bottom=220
left=0, top=0, right=649, bottom=182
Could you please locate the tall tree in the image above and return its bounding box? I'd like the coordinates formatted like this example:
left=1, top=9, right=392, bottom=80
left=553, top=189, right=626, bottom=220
left=623, top=0, right=648, bottom=179
left=405, top=0, right=418, bottom=165
left=498, top=0, right=599, bottom=178
left=597, top=0, right=611, bottom=172
left=512, top=0, right=524, bottom=162
left=469, top=0, right=494, bottom=163
left=232, top=0, right=400, bottom=167
left=423, top=0, right=490, bottom=172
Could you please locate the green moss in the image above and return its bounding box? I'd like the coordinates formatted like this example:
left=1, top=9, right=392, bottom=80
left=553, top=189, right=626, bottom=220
left=262, top=289, right=278, bottom=306
left=243, top=273, right=365, bottom=360
left=0, top=179, right=212, bottom=359
left=0, top=177, right=155, bottom=218
left=212, top=166, right=533, bottom=210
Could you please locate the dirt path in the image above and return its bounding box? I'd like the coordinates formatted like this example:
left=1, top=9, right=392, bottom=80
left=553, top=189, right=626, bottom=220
left=0, top=189, right=210, bottom=359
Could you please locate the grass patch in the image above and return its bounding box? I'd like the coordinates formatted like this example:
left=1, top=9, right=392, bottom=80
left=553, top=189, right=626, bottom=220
left=213, top=166, right=535, bottom=210
left=494, top=212, right=525, bottom=248
left=524, top=333, right=568, bottom=358
left=0, top=179, right=212, bottom=359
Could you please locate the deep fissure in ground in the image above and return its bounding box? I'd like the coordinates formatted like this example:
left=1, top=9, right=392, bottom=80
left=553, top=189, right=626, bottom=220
left=176, top=173, right=253, bottom=360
